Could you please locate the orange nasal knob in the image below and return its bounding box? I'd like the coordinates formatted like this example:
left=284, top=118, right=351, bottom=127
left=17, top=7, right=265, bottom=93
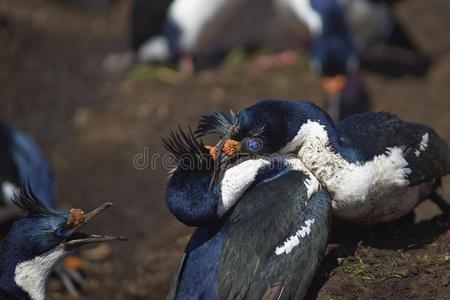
left=67, top=208, right=85, bottom=227
left=222, top=139, right=241, bottom=156
left=204, top=145, right=219, bottom=160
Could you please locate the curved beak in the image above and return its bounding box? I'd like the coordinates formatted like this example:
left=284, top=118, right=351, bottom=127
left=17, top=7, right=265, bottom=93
left=65, top=234, right=127, bottom=247
left=64, top=202, right=127, bottom=249
left=209, top=126, right=235, bottom=188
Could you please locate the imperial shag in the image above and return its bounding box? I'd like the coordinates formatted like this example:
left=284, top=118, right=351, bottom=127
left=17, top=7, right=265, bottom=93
left=0, top=186, right=125, bottom=300
left=0, top=123, right=100, bottom=296
left=195, top=99, right=450, bottom=224
left=164, top=128, right=331, bottom=299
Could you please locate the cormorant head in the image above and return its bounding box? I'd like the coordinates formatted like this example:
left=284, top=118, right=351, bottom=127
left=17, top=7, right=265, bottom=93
left=195, top=100, right=336, bottom=157
left=5, top=186, right=124, bottom=254
left=0, top=185, right=125, bottom=299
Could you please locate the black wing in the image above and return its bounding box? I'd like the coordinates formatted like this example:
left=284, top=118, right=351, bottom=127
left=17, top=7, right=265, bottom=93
left=337, top=112, right=450, bottom=185
left=217, top=170, right=331, bottom=300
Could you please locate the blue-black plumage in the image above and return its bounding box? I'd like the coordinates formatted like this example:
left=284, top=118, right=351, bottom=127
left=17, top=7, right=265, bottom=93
left=196, top=99, right=450, bottom=224
left=164, top=127, right=331, bottom=299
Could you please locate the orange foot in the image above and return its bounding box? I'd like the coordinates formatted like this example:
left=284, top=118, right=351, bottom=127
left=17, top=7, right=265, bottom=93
left=63, top=256, right=82, bottom=270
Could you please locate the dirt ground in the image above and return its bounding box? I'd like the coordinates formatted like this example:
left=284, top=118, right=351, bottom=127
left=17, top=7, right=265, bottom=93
left=0, top=0, right=449, bottom=299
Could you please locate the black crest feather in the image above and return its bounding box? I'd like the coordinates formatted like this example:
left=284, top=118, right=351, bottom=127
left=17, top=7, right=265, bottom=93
left=195, top=110, right=239, bottom=137
left=162, top=126, right=211, bottom=165
left=12, top=183, right=54, bottom=217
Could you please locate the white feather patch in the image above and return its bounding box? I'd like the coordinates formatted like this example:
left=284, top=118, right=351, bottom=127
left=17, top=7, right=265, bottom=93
left=419, top=133, right=429, bottom=151
left=15, top=246, right=66, bottom=300
left=137, top=36, right=170, bottom=62
left=1, top=182, right=19, bottom=205
left=218, top=156, right=320, bottom=216
left=412, top=132, right=430, bottom=157
left=281, top=120, right=415, bottom=223
left=278, top=0, right=323, bottom=35
left=218, top=159, right=271, bottom=216
left=285, top=156, right=320, bottom=199
left=168, top=0, right=229, bottom=51
left=275, top=218, right=315, bottom=255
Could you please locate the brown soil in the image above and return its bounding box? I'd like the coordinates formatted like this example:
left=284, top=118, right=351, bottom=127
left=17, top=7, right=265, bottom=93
left=0, top=0, right=449, bottom=299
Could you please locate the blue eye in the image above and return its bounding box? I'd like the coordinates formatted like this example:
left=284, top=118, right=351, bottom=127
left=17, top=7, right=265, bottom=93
left=55, top=227, right=69, bottom=237
left=245, top=139, right=262, bottom=152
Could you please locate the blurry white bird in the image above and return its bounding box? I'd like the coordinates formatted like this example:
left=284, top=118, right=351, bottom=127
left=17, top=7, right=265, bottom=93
left=133, top=0, right=274, bottom=71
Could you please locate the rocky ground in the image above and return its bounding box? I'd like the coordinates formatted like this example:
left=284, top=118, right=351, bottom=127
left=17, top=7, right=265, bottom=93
left=0, top=0, right=449, bottom=299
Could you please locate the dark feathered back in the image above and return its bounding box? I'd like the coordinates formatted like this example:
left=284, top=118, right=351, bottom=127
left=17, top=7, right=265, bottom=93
left=337, top=112, right=450, bottom=185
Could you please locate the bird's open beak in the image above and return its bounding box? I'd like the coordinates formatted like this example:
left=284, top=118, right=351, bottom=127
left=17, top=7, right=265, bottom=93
left=63, top=202, right=126, bottom=249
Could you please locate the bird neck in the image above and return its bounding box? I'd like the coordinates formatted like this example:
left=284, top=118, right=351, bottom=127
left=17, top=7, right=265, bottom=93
left=281, top=119, right=359, bottom=188
left=297, top=125, right=349, bottom=181
left=281, top=116, right=344, bottom=155
left=218, top=158, right=284, bottom=216
left=0, top=241, right=64, bottom=300
left=0, top=265, right=30, bottom=300
left=0, top=236, right=28, bottom=297
left=166, top=157, right=288, bottom=225
left=166, top=166, right=222, bottom=226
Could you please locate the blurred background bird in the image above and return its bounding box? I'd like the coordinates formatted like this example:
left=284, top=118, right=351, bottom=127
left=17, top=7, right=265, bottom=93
left=130, top=0, right=429, bottom=120
left=131, top=0, right=275, bottom=72
left=131, top=0, right=235, bottom=71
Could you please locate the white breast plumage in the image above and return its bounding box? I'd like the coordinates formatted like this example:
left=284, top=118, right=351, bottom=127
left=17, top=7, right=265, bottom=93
left=281, top=120, right=421, bottom=223
left=15, top=246, right=66, bottom=300
left=219, top=156, right=320, bottom=217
